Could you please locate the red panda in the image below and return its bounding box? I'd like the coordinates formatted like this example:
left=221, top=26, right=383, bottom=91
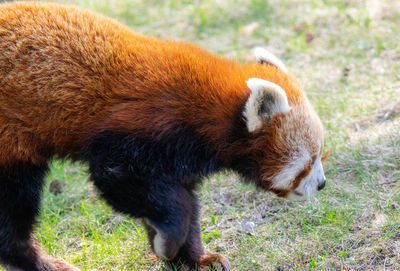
left=0, top=2, right=326, bottom=271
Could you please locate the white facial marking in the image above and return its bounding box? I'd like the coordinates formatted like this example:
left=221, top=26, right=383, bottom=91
left=253, top=47, right=288, bottom=73
left=281, top=140, right=326, bottom=199
left=272, top=147, right=310, bottom=189
left=244, top=78, right=291, bottom=132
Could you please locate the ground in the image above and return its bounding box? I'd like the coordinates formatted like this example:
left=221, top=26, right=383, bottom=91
left=1, top=0, right=399, bottom=270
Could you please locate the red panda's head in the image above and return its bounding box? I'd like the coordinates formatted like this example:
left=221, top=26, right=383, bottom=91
left=241, top=48, right=326, bottom=199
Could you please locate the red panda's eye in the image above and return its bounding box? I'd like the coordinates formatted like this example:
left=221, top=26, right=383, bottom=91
left=271, top=188, right=289, bottom=198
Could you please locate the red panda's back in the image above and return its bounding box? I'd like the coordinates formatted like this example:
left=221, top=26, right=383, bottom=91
left=0, top=2, right=237, bottom=164
left=0, top=2, right=304, bottom=167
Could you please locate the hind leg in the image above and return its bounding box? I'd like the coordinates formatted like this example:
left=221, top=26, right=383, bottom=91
left=0, top=163, right=78, bottom=271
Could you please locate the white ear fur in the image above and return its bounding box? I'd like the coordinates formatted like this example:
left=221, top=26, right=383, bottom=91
left=254, top=47, right=288, bottom=73
left=244, top=78, right=290, bottom=132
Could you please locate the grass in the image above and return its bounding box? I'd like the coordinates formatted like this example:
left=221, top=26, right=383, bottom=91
left=2, top=0, right=400, bottom=270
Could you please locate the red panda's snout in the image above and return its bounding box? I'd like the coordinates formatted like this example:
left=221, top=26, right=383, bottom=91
left=287, top=156, right=327, bottom=200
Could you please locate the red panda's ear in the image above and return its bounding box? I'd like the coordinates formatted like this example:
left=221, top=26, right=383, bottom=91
left=244, top=78, right=290, bottom=133
left=254, top=47, right=288, bottom=73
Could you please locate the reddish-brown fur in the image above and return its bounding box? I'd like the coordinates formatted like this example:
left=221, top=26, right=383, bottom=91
left=0, top=2, right=305, bottom=168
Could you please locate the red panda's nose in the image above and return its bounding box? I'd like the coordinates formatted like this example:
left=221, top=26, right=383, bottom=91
left=317, top=179, right=326, bottom=191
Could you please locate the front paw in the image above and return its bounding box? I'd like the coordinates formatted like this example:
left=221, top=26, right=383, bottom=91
left=167, top=252, right=230, bottom=271
left=197, top=252, right=230, bottom=271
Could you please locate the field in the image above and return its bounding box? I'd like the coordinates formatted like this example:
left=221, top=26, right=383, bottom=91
left=2, top=0, right=400, bottom=270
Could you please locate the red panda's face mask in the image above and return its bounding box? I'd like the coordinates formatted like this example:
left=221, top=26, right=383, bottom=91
left=244, top=48, right=326, bottom=199
left=262, top=104, right=326, bottom=200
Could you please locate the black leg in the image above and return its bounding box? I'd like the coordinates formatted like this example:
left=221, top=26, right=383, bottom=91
left=88, top=146, right=193, bottom=260
left=0, top=164, right=78, bottom=271
left=167, top=193, right=204, bottom=268
left=91, top=170, right=193, bottom=260
left=168, top=193, right=231, bottom=271
left=0, top=164, right=46, bottom=270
